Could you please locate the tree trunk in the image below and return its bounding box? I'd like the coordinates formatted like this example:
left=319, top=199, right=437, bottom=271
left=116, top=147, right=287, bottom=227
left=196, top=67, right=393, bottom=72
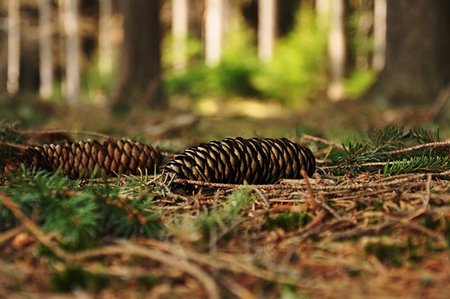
left=372, top=0, right=386, bottom=72
left=172, top=0, right=188, bottom=71
left=354, top=0, right=371, bottom=70
left=366, top=0, right=450, bottom=104
left=99, top=0, right=113, bottom=78
left=112, top=0, right=164, bottom=112
left=327, top=0, right=345, bottom=101
left=204, top=0, right=224, bottom=66
left=258, top=0, right=276, bottom=62
left=61, top=0, right=80, bottom=105
left=39, top=0, right=53, bottom=99
left=7, top=0, right=20, bottom=95
left=315, top=0, right=329, bottom=29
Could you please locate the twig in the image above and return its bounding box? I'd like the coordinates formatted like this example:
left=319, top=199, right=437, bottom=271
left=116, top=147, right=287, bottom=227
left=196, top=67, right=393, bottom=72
left=0, top=141, right=29, bottom=150
left=388, top=216, right=448, bottom=249
left=428, top=81, right=450, bottom=121
left=73, top=240, right=220, bottom=299
left=321, top=223, right=391, bottom=242
left=249, top=186, right=270, bottom=208
left=301, top=169, right=316, bottom=209
left=388, top=141, right=450, bottom=155
left=21, top=129, right=112, bottom=140
left=423, top=173, right=432, bottom=208
left=287, top=209, right=327, bottom=240
left=362, top=212, right=448, bottom=249
left=137, top=239, right=303, bottom=286
left=0, top=226, right=23, bottom=245
left=217, top=275, right=256, bottom=299
left=403, top=173, right=436, bottom=217
left=301, top=134, right=343, bottom=149
left=172, top=179, right=240, bottom=189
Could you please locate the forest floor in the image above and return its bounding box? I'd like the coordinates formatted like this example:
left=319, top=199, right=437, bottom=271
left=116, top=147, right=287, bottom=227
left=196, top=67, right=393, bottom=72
left=0, top=97, right=449, bottom=298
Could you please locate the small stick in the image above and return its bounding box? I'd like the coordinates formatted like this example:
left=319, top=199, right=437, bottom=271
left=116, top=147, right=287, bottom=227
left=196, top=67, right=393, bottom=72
left=301, top=169, right=317, bottom=209
left=21, top=129, right=112, bottom=140
left=301, top=134, right=343, bottom=149
left=217, top=275, right=257, bottom=299
left=0, top=141, right=29, bottom=150
left=73, top=240, right=221, bottom=299
left=388, top=141, right=450, bottom=155
left=302, top=169, right=342, bottom=220
left=0, top=226, right=23, bottom=245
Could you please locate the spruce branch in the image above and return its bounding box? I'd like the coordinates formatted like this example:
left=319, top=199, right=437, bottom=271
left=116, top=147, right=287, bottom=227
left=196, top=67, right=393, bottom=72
left=325, top=125, right=449, bottom=176
left=0, top=191, right=71, bottom=261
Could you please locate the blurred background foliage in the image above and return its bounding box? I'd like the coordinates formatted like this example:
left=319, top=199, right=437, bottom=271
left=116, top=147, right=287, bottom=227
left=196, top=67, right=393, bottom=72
left=0, top=0, right=448, bottom=139
left=165, top=8, right=329, bottom=105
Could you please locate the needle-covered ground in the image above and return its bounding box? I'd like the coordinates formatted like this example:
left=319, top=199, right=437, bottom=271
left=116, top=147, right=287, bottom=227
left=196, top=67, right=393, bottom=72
left=1, top=121, right=449, bottom=298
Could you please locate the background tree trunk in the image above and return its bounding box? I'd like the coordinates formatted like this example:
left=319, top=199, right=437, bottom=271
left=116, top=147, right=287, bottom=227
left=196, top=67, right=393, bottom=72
left=98, top=0, right=113, bottom=78
left=112, top=0, right=164, bottom=111
left=327, top=0, right=345, bottom=101
left=39, top=0, right=53, bottom=99
left=172, top=0, right=188, bottom=71
left=366, top=0, right=450, bottom=104
left=315, top=0, right=329, bottom=29
left=61, top=0, right=80, bottom=105
left=204, top=0, right=225, bottom=66
left=7, top=0, right=20, bottom=95
left=258, top=0, right=276, bottom=62
left=372, top=0, right=386, bottom=73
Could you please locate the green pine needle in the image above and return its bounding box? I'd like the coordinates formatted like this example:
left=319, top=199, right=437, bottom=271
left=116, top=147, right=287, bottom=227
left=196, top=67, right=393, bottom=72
left=327, top=125, right=448, bottom=176
left=383, top=156, right=449, bottom=176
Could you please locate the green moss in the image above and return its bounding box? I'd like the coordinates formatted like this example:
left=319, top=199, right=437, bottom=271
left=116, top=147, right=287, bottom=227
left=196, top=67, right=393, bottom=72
left=265, top=211, right=311, bottom=231
left=365, top=242, right=405, bottom=267
left=51, top=266, right=109, bottom=292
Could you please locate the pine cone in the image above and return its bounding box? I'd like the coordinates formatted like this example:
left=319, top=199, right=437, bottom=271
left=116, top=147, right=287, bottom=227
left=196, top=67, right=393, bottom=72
left=21, top=139, right=162, bottom=178
left=163, top=137, right=316, bottom=184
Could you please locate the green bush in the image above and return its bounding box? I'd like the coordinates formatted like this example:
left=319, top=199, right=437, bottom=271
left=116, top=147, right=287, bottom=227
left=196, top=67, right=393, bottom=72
left=164, top=7, right=328, bottom=105
left=253, top=9, right=327, bottom=104
left=164, top=22, right=260, bottom=100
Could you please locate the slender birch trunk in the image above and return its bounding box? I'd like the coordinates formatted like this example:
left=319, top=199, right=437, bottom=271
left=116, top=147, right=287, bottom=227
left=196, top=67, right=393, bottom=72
left=61, top=0, right=80, bottom=105
left=373, top=0, right=386, bottom=72
left=258, top=0, right=276, bottom=62
left=99, top=0, right=113, bottom=77
left=327, top=0, right=345, bottom=101
left=39, top=0, right=53, bottom=99
left=204, top=0, right=224, bottom=66
left=316, top=0, right=330, bottom=29
left=172, top=0, right=188, bottom=71
left=7, top=0, right=20, bottom=95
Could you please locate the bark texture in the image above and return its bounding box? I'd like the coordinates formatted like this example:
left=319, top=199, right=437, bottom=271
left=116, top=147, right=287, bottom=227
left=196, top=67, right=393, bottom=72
left=112, top=0, right=165, bottom=111
left=366, top=0, right=450, bottom=104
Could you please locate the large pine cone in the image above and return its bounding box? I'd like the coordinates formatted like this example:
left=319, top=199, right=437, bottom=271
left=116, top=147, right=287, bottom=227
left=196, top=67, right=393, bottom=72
left=163, top=137, right=315, bottom=184
left=21, top=139, right=162, bottom=178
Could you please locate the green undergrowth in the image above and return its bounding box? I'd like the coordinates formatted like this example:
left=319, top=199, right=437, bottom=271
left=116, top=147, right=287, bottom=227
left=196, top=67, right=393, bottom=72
left=265, top=211, right=311, bottom=232
left=167, top=188, right=255, bottom=246
left=0, top=168, right=164, bottom=250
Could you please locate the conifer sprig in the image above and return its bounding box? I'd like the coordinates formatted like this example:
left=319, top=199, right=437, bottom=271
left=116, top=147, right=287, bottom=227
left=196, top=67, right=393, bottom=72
left=0, top=168, right=164, bottom=249
left=327, top=125, right=449, bottom=176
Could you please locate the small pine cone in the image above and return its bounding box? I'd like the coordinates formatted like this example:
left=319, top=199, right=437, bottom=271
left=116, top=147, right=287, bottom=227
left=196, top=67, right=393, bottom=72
left=22, top=139, right=162, bottom=178
left=163, top=137, right=316, bottom=184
